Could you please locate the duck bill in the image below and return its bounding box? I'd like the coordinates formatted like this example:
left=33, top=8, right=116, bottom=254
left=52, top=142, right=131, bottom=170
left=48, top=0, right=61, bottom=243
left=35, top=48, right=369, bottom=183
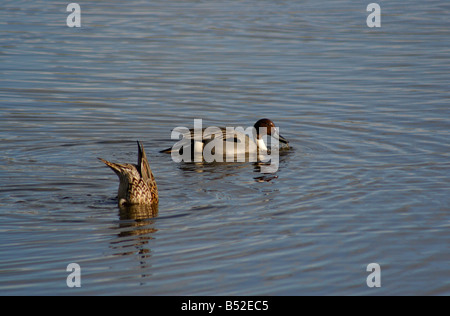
left=278, top=134, right=289, bottom=145
left=272, top=128, right=289, bottom=146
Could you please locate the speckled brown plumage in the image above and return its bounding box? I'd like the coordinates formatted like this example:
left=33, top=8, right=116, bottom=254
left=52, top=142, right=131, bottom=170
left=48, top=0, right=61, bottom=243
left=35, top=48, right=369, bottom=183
left=99, top=141, right=158, bottom=207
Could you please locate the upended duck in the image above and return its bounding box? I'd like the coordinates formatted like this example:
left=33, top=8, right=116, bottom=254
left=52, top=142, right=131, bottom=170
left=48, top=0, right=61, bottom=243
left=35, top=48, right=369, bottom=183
left=99, top=141, right=158, bottom=206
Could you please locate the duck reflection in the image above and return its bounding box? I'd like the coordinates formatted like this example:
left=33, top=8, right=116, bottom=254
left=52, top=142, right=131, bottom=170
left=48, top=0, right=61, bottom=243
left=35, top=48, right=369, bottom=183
left=252, top=146, right=291, bottom=182
left=119, top=203, right=158, bottom=221
left=110, top=203, right=158, bottom=258
left=174, top=150, right=290, bottom=183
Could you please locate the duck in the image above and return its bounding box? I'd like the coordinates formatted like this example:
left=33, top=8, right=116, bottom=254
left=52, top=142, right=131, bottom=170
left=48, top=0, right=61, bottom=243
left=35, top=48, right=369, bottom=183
left=99, top=141, right=158, bottom=206
left=160, top=118, right=289, bottom=159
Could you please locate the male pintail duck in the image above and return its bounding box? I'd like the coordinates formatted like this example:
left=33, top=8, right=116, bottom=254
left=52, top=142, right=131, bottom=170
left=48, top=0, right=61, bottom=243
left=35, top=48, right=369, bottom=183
left=161, top=118, right=289, bottom=157
left=99, top=141, right=158, bottom=206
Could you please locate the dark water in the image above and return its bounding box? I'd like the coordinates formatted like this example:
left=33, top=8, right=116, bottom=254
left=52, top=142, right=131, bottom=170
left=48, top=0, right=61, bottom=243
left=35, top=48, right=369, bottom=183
left=0, top=0, right=449, bottom=295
